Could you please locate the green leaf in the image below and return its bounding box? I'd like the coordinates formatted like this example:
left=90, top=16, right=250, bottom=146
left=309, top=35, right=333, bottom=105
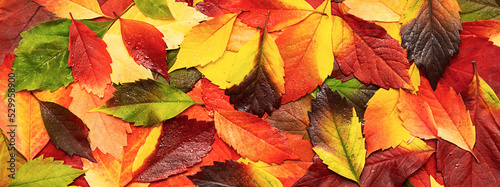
left=323, top=78, right=378, bottom=118
left=308, top=84, right=366, bottom=184
left=8, top=156, right=85, bottom=187
left=91, top=79, right=197, bottom=126
left=135, top=0, right=174, bottom=20
left=12, top=19, right=113, bottom=92
left=458, top=0, right=500, bottom=22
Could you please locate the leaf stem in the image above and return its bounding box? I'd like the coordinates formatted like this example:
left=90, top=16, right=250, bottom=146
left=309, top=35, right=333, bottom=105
left=107, top=2, right=136, bottom=31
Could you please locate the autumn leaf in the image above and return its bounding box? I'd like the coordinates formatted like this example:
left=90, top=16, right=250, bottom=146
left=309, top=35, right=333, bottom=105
left=36, top=141, right=89, bottom=187
left=8, top=156, right=85, bottom=187
left=177, top=80, right=212, bottom=121
left=225, top=23, right=285, bottom=117
left=69, top=16, right=112, bottom=98
left=33, top=0, right=106, bottom=19
left=441, top=37, right=500, bottom=97
left=308, top=84, right=365, bottom=184
left=436, top=65, right=500, bottom=186
left=407, top=140, right=445, bottom=187
left=120, top=18, right=169, bottom=81
left=343, top=0, right=405, bottom=22
left=214, top=109, right=298, bottom=164
left=82, top=148, right=121, bottom=187
left=39, top=100, right=96, bottom=162
left=0, top=0, right=56, bottom=63
left=0, top=131, right=27, bottom=186
left=119, top=125, right=153, bottom=186
left=461, top=20, right=500, bottom=46
left=398, top=89, right=439, bottom=140
left=400, top=0, right=462, bottom=89
left=68, top=83, right=131, bottom=161
left=169, top=13, right=238, bottom=71
left=135, top=0, right=173, bottom=20
left=295, top=139, right=434, bottom=187
left=200, top=78, right=234, bottom=112
left=0, top=54, right=15, bottom=138
left=332, top=3, right=413, bottom=91
left=458, top=0, right=500, bottom=22
left=91, top=79, right=197, bottom=127
left=266, top=95, right=312, bottom=140
left=131, top=116, right=215, bottom=182
left=188, top=160, right=283, bottom=187
left=100, top=0, right=133, bottom=17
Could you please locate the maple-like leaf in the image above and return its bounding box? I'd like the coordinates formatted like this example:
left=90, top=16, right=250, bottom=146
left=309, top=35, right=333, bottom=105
left=0, top=131, right=27, bottom=186
left=91, top=79, right=197, bottom=127
left=69, top=17, right=112, bottom=98
left=39, top=100, right=96, bottom=162
left=33, top=0, right=106, bottom=19
left=36, top=141, right=89, bottom=187
left=68, top=83, right=131, bottom=161
left=364, top=88, right=413, bottom=155
left=131, top=116, right=215, bottom=182
left=343, top=0, right=405, bottom=22
left=321, top=78, right=378, bottom=118
left=0, top=0, right=56, bottom=63
left=308, top=84, right=365, bottom=184
left=135, top=0, right=173, bottom=19
left=120, top=18, right=169, bottom=81
left=458, top=0, right=500, bottom=22
left=169, top=13, right=238, bottom=71
left=8, top=156, right=85, bottom=187
left=441, top=37, right=500, bottom=96
left=214, top=109, right=298, bottom=164
left=81, top=148, right=121, bottom=187
left=225, top=25, right=285, bottom=117
left=294, top=139, right=434, bottom=187
left=276, top=0, right=334, bottom=103
left=332, top=3, right=413, bottom=91
left=266, top=95, right=312, bottom=140
left=461, top=20, right=500, bottom=46
left=436, top=67, right=500, bottom=186
left=400, top=0, right=462, bottom=89
left=188, top=160, right=283, bottom=187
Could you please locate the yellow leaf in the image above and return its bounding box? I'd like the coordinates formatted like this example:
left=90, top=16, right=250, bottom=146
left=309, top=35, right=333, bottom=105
left=34, top=0, right=106, bottom=19
left=197, top=51, right=239, bottom=89
left=82, top=149, right=121, bottom=186
left=132, top=124, right=162, bottom=173
left=344, top=0, right=406, bottom=22
left=103, top=19, right=153, bottom=84
left=170, top=14, right=239, bottom=72
left=374, top=21, right=402, bottom=43
left=430, top=175, right=444, bottom=187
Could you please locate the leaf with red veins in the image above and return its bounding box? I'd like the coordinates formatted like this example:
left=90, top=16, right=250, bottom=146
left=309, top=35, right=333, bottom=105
left=69, top=17, right=112, bottom=98
left=408, top=140, right=445, bottom=187
left=332, top=3, right=413, bottom=90
left=0, top=0, right=56, bottom=63
left=120, top=18, right=169, bottom=81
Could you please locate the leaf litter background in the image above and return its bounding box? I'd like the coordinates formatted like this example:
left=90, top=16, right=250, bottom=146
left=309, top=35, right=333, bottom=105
left=0, top=0, right=500, bottom=186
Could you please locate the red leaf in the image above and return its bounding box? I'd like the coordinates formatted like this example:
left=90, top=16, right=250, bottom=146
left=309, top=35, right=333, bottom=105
left=120, top=18, right=169, bottom=81
left=133, top=116, right=215, bottom=182
left=200, top=78, right=233, bottom=113
left=0, top=0, right=55, bottom=63
left=460, top=20, right=500, bottom=45
left=69, top=17, right=112, bottom=98
left=101, top=0, right=133, bottom=17
left=36, top=140, right=90, bottom=187
left=178, top=79, right=213, bottom=121
left=441, top=37, right=500, bottom=96
left=408, top=140, right=444, bottom=187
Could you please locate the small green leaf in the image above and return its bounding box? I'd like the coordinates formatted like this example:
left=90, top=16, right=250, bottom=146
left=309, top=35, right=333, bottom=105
left=91, top=79, right=197, bottom=126
left=135, top=0, right=174, bottom=20
left=80, top=19, right=113, bottom=39
left=8, top=156, right=85, bottom=187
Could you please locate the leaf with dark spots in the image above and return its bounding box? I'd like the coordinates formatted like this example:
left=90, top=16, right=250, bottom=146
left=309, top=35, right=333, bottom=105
left=400, top=0, right=462, bottom=89
left=39, top=100, right=96, bottom=162
left=91, top=79, right=196, bottom=127
left=226, top=66, right=281, bottom=117
left=188, top=160, right=282, bottom=186
left=266, top=95, right=312, bottom=140
left=0, top=0, right=56, bottom=63
left=120, top=18, right=169, bottom=81
left=134, top=116, right=215, bottom=182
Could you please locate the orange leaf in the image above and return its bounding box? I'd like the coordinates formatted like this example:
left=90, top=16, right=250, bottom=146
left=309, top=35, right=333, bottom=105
left=68, top=83, right=131, bottom=161
left=214, top=109, right=298, bottom=164
left=33, top=0, right=106, bottom=19
left=178, top=80, right=212, bottom=121
left=0, top=54, right=15, bottom=138
left=82, top=148, right=121, bottom=186
left=69, top=17, right=112, bottom=98
left=119, top=125, right=153, bottom=186
left=398, top=89, right=438, bottom=139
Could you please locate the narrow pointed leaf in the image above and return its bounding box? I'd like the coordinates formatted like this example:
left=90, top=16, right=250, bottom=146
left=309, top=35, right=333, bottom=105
left=188, top=160, right=283, bottom=187
left=214, top=109, right=298, bottom=164
left=8, top=156, right=85, bottom=187
left=69, top=17, right=112, bottom=98
left=39, top=100, right=96, bottom=162
left=91, top=79, right=196, bottom=127
left=332, top=3, right=413, bottom=90
left=400, top=0, right=462, bottom=89
left=308, top=84, right=365, bottom=184
left=458, top=0, right=500, bottom=22
left=276, top=0, right=334, bottom=103
left=170, top=13, right=238, bottom=71
left=135, top=0, right=173, bottom=20
left=120, top=19, right=169, bottom=81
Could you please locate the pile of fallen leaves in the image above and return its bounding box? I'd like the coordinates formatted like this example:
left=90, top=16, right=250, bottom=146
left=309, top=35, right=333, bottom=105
left=1, top=0, right=499, bottom=186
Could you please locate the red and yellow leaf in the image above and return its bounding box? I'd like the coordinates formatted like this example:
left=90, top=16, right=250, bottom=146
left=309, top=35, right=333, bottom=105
left=33, top=0, right=106, bottom=19
left=82, top=148, right=121, bottom=186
